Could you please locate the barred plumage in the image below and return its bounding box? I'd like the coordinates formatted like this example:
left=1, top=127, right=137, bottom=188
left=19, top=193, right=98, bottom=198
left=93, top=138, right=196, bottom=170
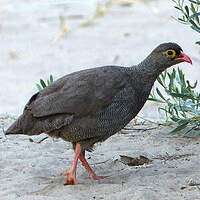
left=5, top=42, right=192, bottom=185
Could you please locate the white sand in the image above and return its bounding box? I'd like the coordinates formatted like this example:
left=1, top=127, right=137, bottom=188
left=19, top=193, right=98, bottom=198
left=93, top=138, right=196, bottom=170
left=1, top=0, right=200, bottom=199
left=1, top=115, right=200, bottom=200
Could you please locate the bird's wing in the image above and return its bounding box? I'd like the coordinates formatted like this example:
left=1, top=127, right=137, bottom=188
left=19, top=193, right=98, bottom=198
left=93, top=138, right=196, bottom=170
left=26, top=66, right=127, bottom=118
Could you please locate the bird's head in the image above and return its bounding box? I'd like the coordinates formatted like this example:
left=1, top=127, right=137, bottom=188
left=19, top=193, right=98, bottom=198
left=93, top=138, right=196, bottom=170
left=143, top=42, right=192, bottom=75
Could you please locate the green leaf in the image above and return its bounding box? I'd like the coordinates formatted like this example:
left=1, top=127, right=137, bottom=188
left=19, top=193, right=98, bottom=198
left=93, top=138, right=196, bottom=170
left=185, top=5, right=190, bottom=16
left=50, top=74, right=53, bottom=83
left=189, top=0, right=200, bottom=5
left=177, top=118, right=190, bottom=124
left=170, top=92, right=194, bottom=99
left=196, top=15, right=200, bottom=24
left=196, top=41, right=200, bottom=45
left=157, top=76, right=166, bottom=88
left=191, top=3, right=196, bottom=13
left=36, top=84, right=42, bottom=91
left=189, top=18, right=198, bottom=26
left=186, top=80, right=198, bottom=89
left=191, top=24, right=200, bottom=33
left=170, top=116, right=180, bottom=122
left=173, top=106, right=180, bottom=117
left=148, top=97, right=165, bottom=103
left=178, top=67, right=186, bottom=86
left=156, top=88, right=166, bottom=101
left=178, top=17, right=186, bottom=22
left=170, top=121, right=190, bottom=135
left=174, top=6, right=182, bottom=11
left=182, top=125, right=198, bottom=137
left=40, top=79, right=47, bottom=88
left=169, top=69, right=176, bottom=92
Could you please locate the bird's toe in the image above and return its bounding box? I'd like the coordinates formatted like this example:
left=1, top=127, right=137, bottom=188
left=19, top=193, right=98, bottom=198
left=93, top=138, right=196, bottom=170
left=90, top=174, right=110, bottom=180
left=62, top=171, right=79, bottom=185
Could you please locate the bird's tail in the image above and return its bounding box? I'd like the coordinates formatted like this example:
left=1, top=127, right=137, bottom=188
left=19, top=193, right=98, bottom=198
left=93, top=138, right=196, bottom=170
left=5, top=114, right=24, bottom=135
left=5, top=111, right=69, bottom=136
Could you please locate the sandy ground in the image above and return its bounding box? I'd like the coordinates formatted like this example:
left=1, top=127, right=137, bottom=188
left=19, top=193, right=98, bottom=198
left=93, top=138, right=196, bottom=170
left=1, top=115, right=200, bottom=200
left=1, top=0, right=200, bottom=199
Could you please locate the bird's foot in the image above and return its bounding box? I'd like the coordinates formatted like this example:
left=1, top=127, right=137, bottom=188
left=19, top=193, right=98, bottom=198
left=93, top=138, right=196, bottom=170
left=90, top=174, right=109, bottom=180
left=62, top=172, right=78, bottom=185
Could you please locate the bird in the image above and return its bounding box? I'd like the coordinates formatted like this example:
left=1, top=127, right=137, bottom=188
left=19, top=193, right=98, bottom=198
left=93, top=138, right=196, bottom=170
left=5, top=42, right=192, bottom=185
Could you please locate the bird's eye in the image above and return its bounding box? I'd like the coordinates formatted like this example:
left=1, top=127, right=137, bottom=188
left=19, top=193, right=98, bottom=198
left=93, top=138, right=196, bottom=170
left=164, top=49, right=176, bottom=58
left=167, top=50, right=173, bottom=55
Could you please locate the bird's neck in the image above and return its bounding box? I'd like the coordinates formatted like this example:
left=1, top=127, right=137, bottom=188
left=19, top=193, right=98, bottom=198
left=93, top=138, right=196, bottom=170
left=130, top=55, right=164, bottom=82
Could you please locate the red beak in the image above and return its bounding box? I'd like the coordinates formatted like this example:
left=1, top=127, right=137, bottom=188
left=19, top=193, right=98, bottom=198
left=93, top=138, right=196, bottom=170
left=175, top=51, right=192, bottom=64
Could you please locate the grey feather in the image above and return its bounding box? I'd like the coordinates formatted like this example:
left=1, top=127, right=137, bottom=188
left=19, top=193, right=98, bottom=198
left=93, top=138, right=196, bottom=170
left=6, top=42, right=188, bottom=152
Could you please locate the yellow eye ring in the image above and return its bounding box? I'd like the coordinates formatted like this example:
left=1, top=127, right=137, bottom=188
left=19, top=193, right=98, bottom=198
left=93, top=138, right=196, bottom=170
left=163, top=49, right=176, bottom=58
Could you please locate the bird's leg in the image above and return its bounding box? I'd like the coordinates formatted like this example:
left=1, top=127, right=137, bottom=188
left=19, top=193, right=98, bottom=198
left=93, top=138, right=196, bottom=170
left=62, top=143, right=81, bottom=185
left=79, top=153, right=109, bottom=180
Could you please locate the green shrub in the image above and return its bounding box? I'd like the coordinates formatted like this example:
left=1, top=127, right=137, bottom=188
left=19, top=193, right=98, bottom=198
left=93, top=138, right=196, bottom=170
left=172, top=0, right=200, bottom=45
left=36, top=75, right=54, bottom=91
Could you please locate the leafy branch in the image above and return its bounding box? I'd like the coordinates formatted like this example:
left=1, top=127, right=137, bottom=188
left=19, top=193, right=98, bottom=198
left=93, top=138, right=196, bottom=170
left=149, top=68, right=200, bottom=137
left=172, top=0, right=200, bottom=44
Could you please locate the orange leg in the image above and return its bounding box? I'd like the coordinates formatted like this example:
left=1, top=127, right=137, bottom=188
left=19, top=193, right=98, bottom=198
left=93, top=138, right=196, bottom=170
left=79, top=154, right=109, bottom=180
left=62, top=143, right=81, bottom=185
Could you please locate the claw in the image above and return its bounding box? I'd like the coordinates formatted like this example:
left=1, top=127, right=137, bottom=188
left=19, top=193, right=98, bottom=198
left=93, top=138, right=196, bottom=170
left=79, top=153, right=109, bottom=181
left=90, top=174, right=109, bottom=180
left=62, top=171, right=79, bottom=185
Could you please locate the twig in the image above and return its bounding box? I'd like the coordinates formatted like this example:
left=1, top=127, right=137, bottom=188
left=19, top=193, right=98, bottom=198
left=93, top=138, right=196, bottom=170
left=123, top=126, right=158, bottom=131
left=37, top=136, right=49, bottom=144
left=137, top=115, right=162, bottom=125
left=29, top=136, right=49, bottom=144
